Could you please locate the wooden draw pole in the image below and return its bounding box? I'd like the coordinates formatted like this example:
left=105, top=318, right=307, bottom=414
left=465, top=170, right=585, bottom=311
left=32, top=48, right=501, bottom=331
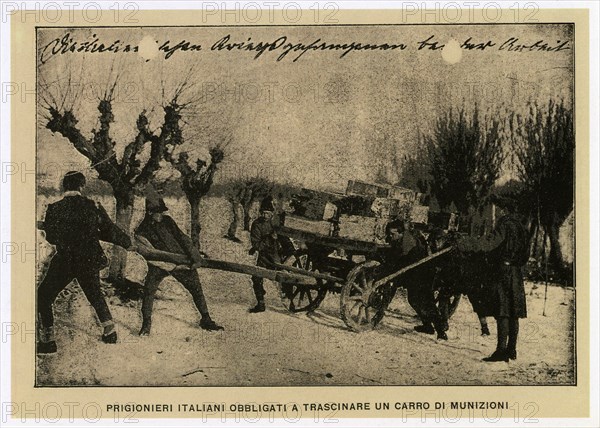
left=372, top=247, right=453, bottom=288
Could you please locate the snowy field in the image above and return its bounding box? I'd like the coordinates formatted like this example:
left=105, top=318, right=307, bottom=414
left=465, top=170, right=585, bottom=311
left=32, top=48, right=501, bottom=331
left=35, top=195, right=575, bottom=386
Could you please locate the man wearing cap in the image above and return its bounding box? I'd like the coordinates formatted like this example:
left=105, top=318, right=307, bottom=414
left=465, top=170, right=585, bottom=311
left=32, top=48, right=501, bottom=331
left=456, top=196, right=528, bottom=362
left=383, top=219, right=448, bottom=340
left=135, top=196, right=223, bottom=335
left=247, top=196, right=281, bottom=313
left=37, top=171, right=135, bottom=354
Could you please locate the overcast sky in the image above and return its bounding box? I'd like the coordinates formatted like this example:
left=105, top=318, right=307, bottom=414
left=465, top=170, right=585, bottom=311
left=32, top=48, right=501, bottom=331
left=37, top=24, right=573, bottom=192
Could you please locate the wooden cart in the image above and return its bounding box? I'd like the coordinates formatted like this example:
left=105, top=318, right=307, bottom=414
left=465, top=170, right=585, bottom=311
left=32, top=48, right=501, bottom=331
left=273, top=226, right=460, bottom=332
left=136, top=228, right=457, bottom=332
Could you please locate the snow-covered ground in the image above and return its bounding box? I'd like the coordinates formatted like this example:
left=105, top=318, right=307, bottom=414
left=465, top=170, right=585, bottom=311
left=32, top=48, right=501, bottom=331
left=35, top=196, right=575, bottom=386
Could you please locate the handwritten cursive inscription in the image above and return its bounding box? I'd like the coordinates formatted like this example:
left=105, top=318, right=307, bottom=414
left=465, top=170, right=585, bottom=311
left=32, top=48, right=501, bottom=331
left=38, top=32, right=571, bottom=65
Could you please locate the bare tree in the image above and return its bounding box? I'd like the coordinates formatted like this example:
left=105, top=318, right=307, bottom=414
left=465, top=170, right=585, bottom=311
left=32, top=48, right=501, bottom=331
left=165, top=140, right=226, bottom=249
left=424, top=105, right=505, bottom=214
left=39, top=62, right=182, bottom=283
left=509, top=99, right=574, bottom=272
left=148, top=73, right=230, bottom=249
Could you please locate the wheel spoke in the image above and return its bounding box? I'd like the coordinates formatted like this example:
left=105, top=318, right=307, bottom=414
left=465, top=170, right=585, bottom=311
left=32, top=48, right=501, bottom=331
left=365, top=307, right=371, bottom=323
left=356, top=305, right=364, bottom=322
left=281, top=253, right=327, bottom=313
left=298, top=289, right=306, bottom=304
left=303, top=290, right=310, bottom=305
left=350, top=300, right=361, bottom=313
left=291, top=286, right=300, bottom=298
left=351, top=282, right=363, bottom=293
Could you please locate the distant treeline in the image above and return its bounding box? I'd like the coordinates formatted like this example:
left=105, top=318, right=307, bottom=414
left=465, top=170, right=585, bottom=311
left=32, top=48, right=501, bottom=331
left=37, top=176, right=304, bottom=200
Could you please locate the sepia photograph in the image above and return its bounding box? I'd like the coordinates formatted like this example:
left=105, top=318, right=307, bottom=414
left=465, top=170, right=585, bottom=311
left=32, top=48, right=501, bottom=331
left=34, top=22, right=575, bottom=389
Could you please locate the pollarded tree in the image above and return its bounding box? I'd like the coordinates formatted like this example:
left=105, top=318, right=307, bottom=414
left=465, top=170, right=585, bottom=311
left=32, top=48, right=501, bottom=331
left=39, top=65, right=183, bottom=282
left=425, top=105, right=505, bottom=215
left=150, top=78, right=229, bottom=249
left=165, top=141, right=225, bottom=249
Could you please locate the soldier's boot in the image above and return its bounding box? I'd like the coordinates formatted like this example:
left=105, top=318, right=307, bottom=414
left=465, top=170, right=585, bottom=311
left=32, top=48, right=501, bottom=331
left=507, top=318, right=519, bottom=360
left=437, top=331, right=448, bottom=340
left=250, top=278, right=266, bottom=313
left=484, top=317, right=509, bottom=362
left=249, top=300, right=266, bottom=313
left=414, top=323, right=435, bottom=334
left=433, top=320, right=448, bottom=340
left=435, top=324, right=448, bottom=340
left=139, top=321, right=152, bottom=337
left=479, top=315, right=491, bottom=335
left=200, top=317, right=224, bottom=331
left=101, top=321, right=118, bottom=344
left=102, top=331, right=118, bottom=344
left=482, top=349, right=509, bottom=362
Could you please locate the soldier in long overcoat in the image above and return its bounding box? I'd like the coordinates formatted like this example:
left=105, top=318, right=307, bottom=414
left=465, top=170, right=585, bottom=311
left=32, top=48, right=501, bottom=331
left=457, top=196, right=529, bottom=362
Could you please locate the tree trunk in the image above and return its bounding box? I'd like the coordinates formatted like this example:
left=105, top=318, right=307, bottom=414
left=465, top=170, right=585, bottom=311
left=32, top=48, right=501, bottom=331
left=240, top=187, right=254, bottom=231
left=242, top=201, right=253, bottom=231
left=226, top=198, right=239, bottom=238
left=189, top=194, right=202, bottom=249
left=108, top=192, right=134, bottom=282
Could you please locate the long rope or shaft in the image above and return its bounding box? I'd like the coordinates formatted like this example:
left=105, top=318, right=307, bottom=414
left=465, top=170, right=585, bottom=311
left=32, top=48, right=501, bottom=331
left=373, top=247, right=453, bottom=288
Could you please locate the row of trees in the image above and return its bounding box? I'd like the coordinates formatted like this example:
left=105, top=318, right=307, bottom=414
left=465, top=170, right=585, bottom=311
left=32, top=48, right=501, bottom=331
left=40, top=60, right=573, bottom=281
left=40, top=67, right=226, bottom=284
left=399, top=99, right=574, bottom=276
left=222, top=178, right=303, bottom=242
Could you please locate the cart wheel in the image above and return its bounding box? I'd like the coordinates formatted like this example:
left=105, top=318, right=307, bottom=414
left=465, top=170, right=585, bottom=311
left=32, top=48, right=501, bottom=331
left=278, top=253, right=327, bottom=313
left=340, top=261, right=385, bottom=332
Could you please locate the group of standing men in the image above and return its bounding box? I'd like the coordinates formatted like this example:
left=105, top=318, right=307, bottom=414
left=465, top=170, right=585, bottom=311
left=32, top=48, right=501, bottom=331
left=380, top=197, right=529, bottom=362
left=38, top=171, right=528, bottom=363
left=234, top=191, right=529, bottom=363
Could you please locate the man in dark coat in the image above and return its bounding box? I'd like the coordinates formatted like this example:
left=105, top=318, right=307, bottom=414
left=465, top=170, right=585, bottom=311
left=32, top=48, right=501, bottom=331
left=37, top=171, right=134, bottom=354
left=135, top=196, right=223, bottom=335
left=383, top=219, right=448, bottom=340
left=248, top=197, right=281, bottom=313
left=457, top=196, right=529, bottom=362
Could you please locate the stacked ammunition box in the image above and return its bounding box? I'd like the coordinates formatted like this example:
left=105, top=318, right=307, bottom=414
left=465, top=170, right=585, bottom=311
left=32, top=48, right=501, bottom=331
left=284, top=181, right=434, bottom=243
